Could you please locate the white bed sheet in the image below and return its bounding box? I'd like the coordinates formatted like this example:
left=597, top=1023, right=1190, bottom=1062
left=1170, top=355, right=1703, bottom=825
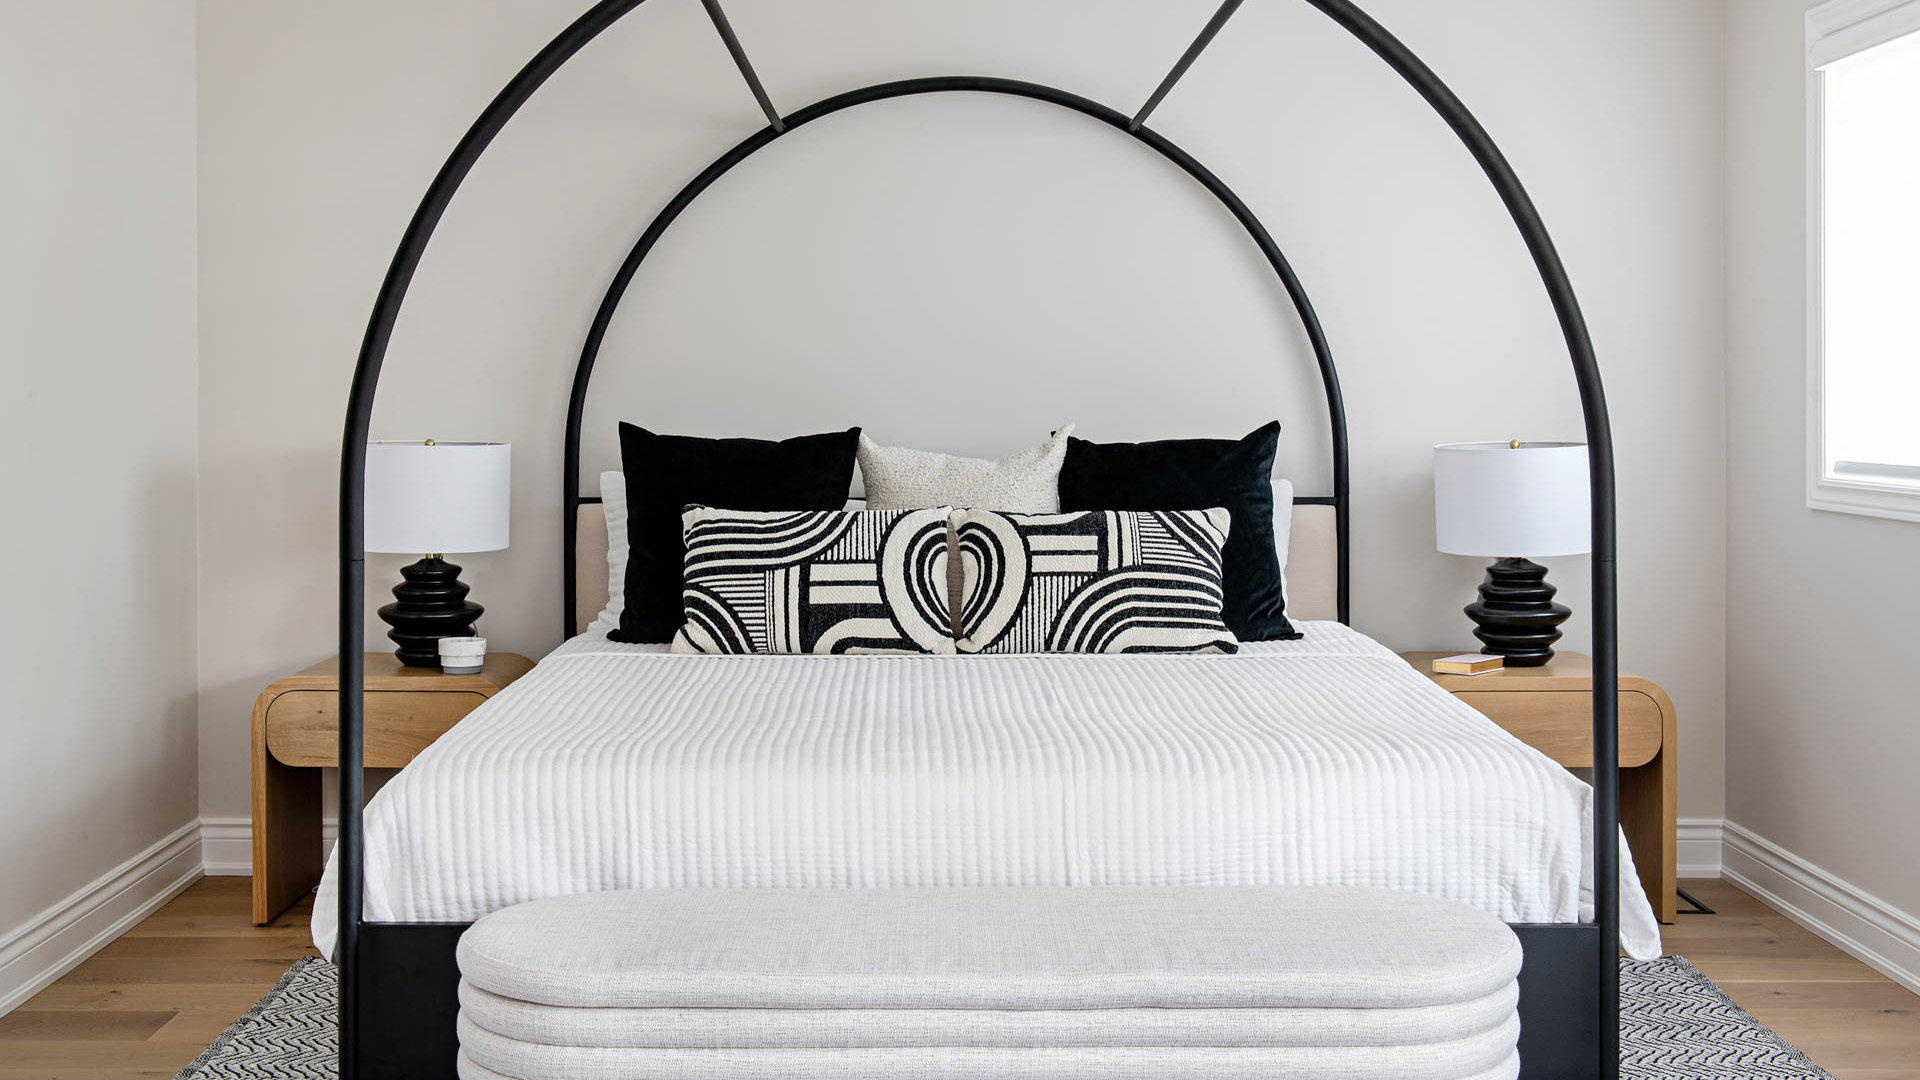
left=314, top=620, right=1661, bottom=959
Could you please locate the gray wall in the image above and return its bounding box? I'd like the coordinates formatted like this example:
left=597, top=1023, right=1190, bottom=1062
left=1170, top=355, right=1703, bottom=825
left=0, top=0, right=200, bottom=946
left=193, top=1, right=1729, bottom=834
left=1725, top=0, right=1920, bottom=914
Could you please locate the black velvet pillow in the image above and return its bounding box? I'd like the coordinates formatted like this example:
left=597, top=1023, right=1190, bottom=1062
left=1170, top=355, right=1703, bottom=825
left=1057, top=421, right=1298, bottom=641
left=610, top=423, right=860, bottom=643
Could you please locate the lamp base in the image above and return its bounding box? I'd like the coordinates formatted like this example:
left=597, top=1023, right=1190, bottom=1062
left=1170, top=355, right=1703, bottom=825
left=1464, top=557, right=1570, bottom=667
left=376, top=556, right=484, bottom=667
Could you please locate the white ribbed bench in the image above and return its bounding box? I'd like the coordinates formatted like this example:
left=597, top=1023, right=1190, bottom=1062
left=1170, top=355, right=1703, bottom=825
left=454, top=886, right=1522, bottom=1080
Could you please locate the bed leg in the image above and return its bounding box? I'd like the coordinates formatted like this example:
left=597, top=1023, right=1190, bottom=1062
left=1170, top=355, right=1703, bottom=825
left=1511, top=923, right=1604, bottom=1080
left=352, top=923, right=468, bottom=1080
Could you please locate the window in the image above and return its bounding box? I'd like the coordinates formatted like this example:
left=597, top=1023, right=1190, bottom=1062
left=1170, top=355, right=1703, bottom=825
left=1808, top=0, right=1920, bottom=521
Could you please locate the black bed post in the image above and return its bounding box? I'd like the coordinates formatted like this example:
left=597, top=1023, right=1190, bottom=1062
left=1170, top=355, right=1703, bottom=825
left=1297, top=1, right=1621, bottom=1073
left=339, top=2, right=648, bottom=1076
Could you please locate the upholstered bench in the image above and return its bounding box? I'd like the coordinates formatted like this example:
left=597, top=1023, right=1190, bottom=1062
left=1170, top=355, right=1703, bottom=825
left=455, top=886, right=1522, bottom=1080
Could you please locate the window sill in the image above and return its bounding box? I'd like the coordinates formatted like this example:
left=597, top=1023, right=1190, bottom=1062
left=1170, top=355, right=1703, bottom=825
left=1807, top=475, right=1920, bottom=523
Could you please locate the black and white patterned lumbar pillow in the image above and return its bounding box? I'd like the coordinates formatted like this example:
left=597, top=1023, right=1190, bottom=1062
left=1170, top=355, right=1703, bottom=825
left=672, top=507, right=954, bottom=655
left=952, top=508, right=1240, bottom=654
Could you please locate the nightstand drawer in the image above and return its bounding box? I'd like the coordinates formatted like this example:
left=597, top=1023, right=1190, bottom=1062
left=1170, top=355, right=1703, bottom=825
left=1451, top=689, right=1664, bottom=767
left=265, top=689, right=486, bottom=768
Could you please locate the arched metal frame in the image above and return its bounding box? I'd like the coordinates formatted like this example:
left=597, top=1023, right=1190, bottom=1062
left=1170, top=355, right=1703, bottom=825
left=338, top=1, right=1619, bottom=1076
left=559, top=74, right=1350, bottom=641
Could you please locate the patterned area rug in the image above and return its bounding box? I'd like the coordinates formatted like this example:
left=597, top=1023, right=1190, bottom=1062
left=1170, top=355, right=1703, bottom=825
left=1619, top=958, right=1835, bottom=1079
left=175, top=956, right=1833, bottom=1079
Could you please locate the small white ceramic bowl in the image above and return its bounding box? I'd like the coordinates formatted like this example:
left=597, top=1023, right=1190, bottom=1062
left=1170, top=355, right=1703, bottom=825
left=438, top=635, right=487, bottom=675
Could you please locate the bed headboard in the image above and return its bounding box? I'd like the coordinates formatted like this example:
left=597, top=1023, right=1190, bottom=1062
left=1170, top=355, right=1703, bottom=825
left=561, top=79, right=1350, bottom=639
left=572, top=501, right=1339, bottom=637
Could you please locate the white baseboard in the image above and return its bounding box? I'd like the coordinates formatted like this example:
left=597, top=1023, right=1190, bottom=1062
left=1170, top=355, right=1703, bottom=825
left=200, top=816, right=335, bottom=876
left=0, top=820, right=203, bottom=1017
left=1721, top=819, right=1920, bottom=995
left=198, top=816, right=251, bottom=876
left=1676, top=816, right=1725, bottom=878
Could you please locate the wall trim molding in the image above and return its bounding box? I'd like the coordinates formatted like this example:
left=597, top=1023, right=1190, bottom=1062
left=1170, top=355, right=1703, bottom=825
left=1722, top=819, right=1920, bottom=995
left=0, top=819, right=203, bottom=1017
left=201, top=816, right=336, bottom=877
left=199, top=816, right=252, bottom=876
left=1676, top=816, right=1725, bottom=878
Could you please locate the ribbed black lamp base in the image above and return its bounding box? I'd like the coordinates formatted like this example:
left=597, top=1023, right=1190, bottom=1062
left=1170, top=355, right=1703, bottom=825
left=376, top=556, right=483, bottom=667
left=1465, top=557, right=1570, bottom=667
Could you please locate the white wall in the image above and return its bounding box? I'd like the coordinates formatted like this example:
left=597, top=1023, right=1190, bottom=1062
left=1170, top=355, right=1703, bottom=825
left=0, top=0, right=201, bottom=1001
left=194, top=0, right=1728, bottom=827
left=1725, top=0, right=1920, bottom=921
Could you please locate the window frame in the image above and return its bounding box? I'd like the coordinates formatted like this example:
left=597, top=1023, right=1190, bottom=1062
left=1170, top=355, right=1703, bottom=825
left=1805, top=0, right=1920, bottom=522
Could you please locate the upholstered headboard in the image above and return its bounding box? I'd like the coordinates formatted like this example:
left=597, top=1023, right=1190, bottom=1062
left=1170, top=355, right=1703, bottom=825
left=572, top=502, right=1340, bottom=637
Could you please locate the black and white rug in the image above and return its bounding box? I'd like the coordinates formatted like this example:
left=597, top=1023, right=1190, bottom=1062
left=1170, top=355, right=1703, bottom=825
left=174, top=956, right=1834, bottom=1080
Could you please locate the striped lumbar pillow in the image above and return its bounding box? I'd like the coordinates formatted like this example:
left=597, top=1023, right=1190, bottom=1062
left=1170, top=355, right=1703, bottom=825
left=952, top=508, right=1240, bottom=654
left=671, top=507, right=954, bottom=655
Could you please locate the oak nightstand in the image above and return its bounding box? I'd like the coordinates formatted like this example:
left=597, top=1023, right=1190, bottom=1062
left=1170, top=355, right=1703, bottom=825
left=1400, top=651, right=1679, bottom=923
left=249, top=651, right=533, bottom=924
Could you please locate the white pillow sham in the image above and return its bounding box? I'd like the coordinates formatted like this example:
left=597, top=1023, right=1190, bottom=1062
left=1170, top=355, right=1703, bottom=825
left=858, top=425, right=1074, bottom=512
left=591, top=470, right=629, bottom=632
left=1271, top=476, right=1294, bottom=606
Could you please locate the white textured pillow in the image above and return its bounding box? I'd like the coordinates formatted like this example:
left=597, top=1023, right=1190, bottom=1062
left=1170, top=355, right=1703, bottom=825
left=591, top=470, right=627, bottom=632
left=859, top=425, right=1074, bottom=512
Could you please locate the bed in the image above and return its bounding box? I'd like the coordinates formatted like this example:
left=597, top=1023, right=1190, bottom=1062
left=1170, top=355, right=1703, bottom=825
left=334, top=4, right=1635, bottom=1076
left=314, top=617, right=1659, bottom=961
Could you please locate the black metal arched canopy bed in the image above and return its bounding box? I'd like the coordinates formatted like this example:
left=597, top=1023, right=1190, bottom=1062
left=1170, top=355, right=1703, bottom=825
left=334, top=2, right=1628, bottom=1078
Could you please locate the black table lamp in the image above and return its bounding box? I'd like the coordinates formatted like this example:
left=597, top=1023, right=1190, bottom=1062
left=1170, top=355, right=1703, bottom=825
left=1434, top=441, right=1590, bottom=666
left=365, top=440, right=511, bottom=666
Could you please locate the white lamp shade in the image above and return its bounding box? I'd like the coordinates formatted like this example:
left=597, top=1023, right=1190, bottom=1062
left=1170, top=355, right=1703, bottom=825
left=1433, top=441, right=1590, bottom=558
left=365, top=441, right=511, bottom=555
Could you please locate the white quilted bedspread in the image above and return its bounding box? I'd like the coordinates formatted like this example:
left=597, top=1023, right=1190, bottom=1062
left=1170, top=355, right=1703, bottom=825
left=314, top=621, right=1661, bottom=959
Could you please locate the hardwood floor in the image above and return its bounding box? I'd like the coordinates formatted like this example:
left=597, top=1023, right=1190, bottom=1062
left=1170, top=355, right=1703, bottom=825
left=1663, top=878, right=1920, bottom=1080
left=0, top=876, right=1914, bottom=1078
left=0, top=878, right=318, bottom=1080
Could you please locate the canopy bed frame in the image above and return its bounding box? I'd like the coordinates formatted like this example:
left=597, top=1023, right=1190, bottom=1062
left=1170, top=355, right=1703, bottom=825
left=336, top=2, right=1622, bottom=1078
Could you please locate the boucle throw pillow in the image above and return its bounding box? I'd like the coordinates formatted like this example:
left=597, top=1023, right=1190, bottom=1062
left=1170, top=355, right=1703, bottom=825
left=858, top=426, right=1074, bottom=512
left=951, top=508, right=1240, bottom=655
left=671, top=506, right=955, bottom=655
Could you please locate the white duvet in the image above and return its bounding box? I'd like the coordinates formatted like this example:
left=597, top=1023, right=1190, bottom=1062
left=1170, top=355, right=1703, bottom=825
left=314, top=620, right=1661, bottom=959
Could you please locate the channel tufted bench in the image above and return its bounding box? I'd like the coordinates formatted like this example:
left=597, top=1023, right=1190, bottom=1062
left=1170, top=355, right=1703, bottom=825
left=454, top=886, right=1523, bottom=1080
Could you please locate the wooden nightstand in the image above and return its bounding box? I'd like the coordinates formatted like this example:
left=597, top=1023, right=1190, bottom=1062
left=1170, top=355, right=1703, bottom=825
left=249, top=652, right=533, bottom=924
left=1400, top=651, right=1678, bottom=923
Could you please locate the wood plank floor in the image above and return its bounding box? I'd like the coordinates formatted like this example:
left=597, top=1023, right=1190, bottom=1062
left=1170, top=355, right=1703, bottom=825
left=0, top=876, right=1914, bottom=1078
left=0, top=878, right=318, bottom=1080
left=1665, top=878, right=1920, bottom=1080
